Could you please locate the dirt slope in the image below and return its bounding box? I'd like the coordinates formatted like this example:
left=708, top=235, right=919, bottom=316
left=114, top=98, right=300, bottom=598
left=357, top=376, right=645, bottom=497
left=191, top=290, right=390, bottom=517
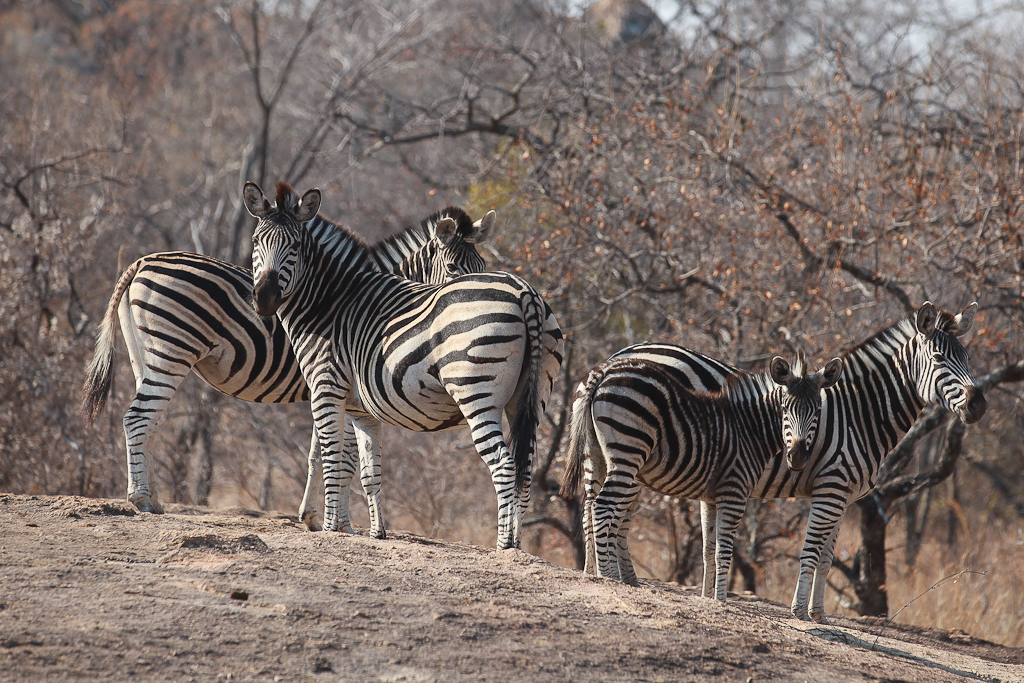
left=1, top=494, right=1021, bottom=682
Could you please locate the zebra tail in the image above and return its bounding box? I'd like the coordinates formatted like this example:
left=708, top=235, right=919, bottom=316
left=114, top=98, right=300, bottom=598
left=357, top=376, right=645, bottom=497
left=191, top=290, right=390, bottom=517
left=559, top=365, right=603, bottom=498
left=80, top=259, right=140, bottom=424
left=508, top=290, right=545, bottom=493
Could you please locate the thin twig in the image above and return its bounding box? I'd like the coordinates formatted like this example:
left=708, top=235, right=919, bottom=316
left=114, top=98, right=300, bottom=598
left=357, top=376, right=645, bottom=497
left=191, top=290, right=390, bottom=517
left=871, top=569, right=988, bottom=649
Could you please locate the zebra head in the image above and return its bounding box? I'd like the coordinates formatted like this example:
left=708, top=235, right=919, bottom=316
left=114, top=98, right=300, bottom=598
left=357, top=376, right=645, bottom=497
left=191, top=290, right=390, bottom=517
left=243, top=181, right=321, bottom=317
left=426, top=207, right=494, bottom=280
left=913, top=302, right=987, bottom=424
left=769, top=350, right=844, bottom=471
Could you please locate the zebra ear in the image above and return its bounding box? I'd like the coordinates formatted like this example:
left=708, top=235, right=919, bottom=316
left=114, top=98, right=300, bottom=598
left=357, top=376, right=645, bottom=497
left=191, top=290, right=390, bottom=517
left=768, top=356, right=791, bottom=385
left=465, top=210, right=496, bottom=244
left=916, top=301, right=938, bottom=335
left=821, top=358, right=843, bottom=388
left=953, top=302, right=978, bottom=337
left=434, top=217, right=459, bottom=246
left=296, top=188, right=321, bottom=223
left=243, top=181, right=271, bottom=218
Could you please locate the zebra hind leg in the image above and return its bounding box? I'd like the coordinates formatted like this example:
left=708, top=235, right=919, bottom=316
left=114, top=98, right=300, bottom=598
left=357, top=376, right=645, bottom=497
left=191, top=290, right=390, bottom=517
left=614, top=496, right=642, bottom=586
left=352, top=416, right=386, bottom=539
left=592, top=480, right=641, bottom=582
left=582, top=463, right=599, bottom=575
left=463, top=407, right=519, bottom=550
left=123, top=379, right=190, bottom=514
left=711, top=497, right=746, bottom=601
left=700, top=501, right=718, bottom=598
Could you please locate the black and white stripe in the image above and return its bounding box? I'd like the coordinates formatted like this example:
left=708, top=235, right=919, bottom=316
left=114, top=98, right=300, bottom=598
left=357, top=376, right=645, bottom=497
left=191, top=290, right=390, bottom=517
left=603, top=302, right=986, bottom=620
left=82, top=203, right=495, bottom=518
left=561, top=350, right=841, bottom=599
left=244, top=181, right=563, bottom=550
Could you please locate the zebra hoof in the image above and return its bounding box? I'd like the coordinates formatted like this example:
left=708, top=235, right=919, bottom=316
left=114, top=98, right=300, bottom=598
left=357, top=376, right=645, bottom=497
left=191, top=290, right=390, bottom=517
left=373, top=529, right=387, bottom=540
left=809, top=611, right=828, bottom=624
left=302, top=513, right=322, bottom=532
left=791, top=606, right=811, bottom=621
left=129, top=494, right=163, bottom=514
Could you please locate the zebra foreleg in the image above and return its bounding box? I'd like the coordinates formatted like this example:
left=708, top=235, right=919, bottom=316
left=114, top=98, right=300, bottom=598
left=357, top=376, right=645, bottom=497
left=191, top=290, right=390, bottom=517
left=315, top=400, right=356, bottom=534
left=299, top=428, right=323, bottom=531
left=352, top=416, right=385, bottom=539
left=808, top=522, right=843, bottom=623
left=699, top=501, right=717, bottom=598
left=312, top=419, right=361, bottom=533
left=791, top=497, right=847, bottom=620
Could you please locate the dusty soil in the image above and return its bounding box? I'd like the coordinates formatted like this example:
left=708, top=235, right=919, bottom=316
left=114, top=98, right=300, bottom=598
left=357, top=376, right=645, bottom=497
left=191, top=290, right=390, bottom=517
left=1, top=494, right=1021, bottom=682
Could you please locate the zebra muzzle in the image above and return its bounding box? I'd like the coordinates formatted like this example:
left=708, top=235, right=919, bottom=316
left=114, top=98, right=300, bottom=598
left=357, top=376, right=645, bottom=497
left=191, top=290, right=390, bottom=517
left=253, top=269, right=283, bottom=317
left=786, top=439, right=810, bottom=471
left=960, top=386, right=987, bottom=424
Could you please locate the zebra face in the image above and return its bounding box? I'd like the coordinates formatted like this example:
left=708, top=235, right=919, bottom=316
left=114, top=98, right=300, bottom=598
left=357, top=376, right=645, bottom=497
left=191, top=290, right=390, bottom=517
left=770, top=352, right=844, bottom=471
left=243, top=181, right=321, bottom=317
left=914, top=302, right=987, bottom=425
left=432, top=209, right=491, bottom=280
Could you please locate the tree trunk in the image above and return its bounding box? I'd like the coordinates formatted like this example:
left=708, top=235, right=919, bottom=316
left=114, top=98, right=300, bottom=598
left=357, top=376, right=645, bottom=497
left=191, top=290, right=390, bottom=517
left=729, top=549, right=757, bottom=594
left=192, top=388, right=218, bottom=506
left=852, top=497, right=889, bottom=618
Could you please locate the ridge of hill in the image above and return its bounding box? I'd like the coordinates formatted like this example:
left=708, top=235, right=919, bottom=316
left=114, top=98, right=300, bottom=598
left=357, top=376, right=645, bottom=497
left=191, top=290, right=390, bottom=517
left=1, top=495, right=1021, bottom=682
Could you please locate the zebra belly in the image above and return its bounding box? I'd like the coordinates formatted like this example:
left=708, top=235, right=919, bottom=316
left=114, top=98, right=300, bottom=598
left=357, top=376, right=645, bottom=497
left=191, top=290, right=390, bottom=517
left=349, top=373, right=466, bottom=432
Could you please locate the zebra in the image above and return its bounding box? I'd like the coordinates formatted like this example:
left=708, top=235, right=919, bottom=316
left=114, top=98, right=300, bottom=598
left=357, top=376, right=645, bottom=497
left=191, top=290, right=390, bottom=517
left=81, top=203, right=496, bottom=523
left=243, top=180, right=564, bottom=550
left=601, top=302, right=986, bottom=620
left=561, top=349, right=843, bottom=600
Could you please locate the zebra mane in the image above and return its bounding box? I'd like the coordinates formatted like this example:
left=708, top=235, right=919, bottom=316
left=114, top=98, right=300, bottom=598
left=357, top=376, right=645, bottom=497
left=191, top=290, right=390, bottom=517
left=305, top=214, right=370, bottom=263
left=424, top=205, right=474, bottom=238
left=702, top=366, right=767, bottom=404
left=275, top=182, right=301, bottom=211
left=935, top=309, right=961, bottom=334
left=843, top=317, right=917, bottom=356
left=370, top=206, right=474, bottom=257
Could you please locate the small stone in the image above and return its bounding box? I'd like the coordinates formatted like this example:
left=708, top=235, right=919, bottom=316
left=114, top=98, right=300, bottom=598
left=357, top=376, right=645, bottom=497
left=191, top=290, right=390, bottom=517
left=229, top=590, right=248, bottom=601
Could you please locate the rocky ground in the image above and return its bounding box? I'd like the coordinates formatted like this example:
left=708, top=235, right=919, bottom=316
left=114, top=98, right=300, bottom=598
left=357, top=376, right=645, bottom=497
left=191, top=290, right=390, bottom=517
left=1, top=494, right=1022, bottom=682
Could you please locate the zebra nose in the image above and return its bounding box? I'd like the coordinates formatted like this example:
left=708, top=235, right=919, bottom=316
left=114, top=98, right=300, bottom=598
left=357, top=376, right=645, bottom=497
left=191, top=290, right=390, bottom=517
left=962, top=386, right=987, bottom=424
left=253, top=269, right=283, bottom=317
left=786, top=439, right=809, bottom=471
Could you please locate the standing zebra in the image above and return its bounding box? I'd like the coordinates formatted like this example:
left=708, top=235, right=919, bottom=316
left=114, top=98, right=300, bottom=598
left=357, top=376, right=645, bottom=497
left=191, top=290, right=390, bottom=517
left=602, top=302, right=986, bottom=621
left=81, top=203, right=496, bottom=521
left=561, top=350, right=843, bottom=600
left=244, top=181, right=563, bottom=550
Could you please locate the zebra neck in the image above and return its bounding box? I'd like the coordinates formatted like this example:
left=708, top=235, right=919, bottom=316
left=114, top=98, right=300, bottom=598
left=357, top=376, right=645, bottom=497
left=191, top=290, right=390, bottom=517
left=721, top=372, right=783, bottom=452
left=369, top=223, right=431, bottom=274
left=277, top=223, right=377, bottom=326
left=835, top=318, right=926, bottom=455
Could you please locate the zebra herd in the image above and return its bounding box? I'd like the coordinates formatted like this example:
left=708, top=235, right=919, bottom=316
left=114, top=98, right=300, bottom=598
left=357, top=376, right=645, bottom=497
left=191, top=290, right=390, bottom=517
left=82, top=180, right=987, bottom=623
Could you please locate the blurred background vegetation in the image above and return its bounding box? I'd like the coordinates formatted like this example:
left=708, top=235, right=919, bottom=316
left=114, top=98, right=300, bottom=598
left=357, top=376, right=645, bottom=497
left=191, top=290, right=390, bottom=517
left=2, top=0, right=1022, bottom=646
